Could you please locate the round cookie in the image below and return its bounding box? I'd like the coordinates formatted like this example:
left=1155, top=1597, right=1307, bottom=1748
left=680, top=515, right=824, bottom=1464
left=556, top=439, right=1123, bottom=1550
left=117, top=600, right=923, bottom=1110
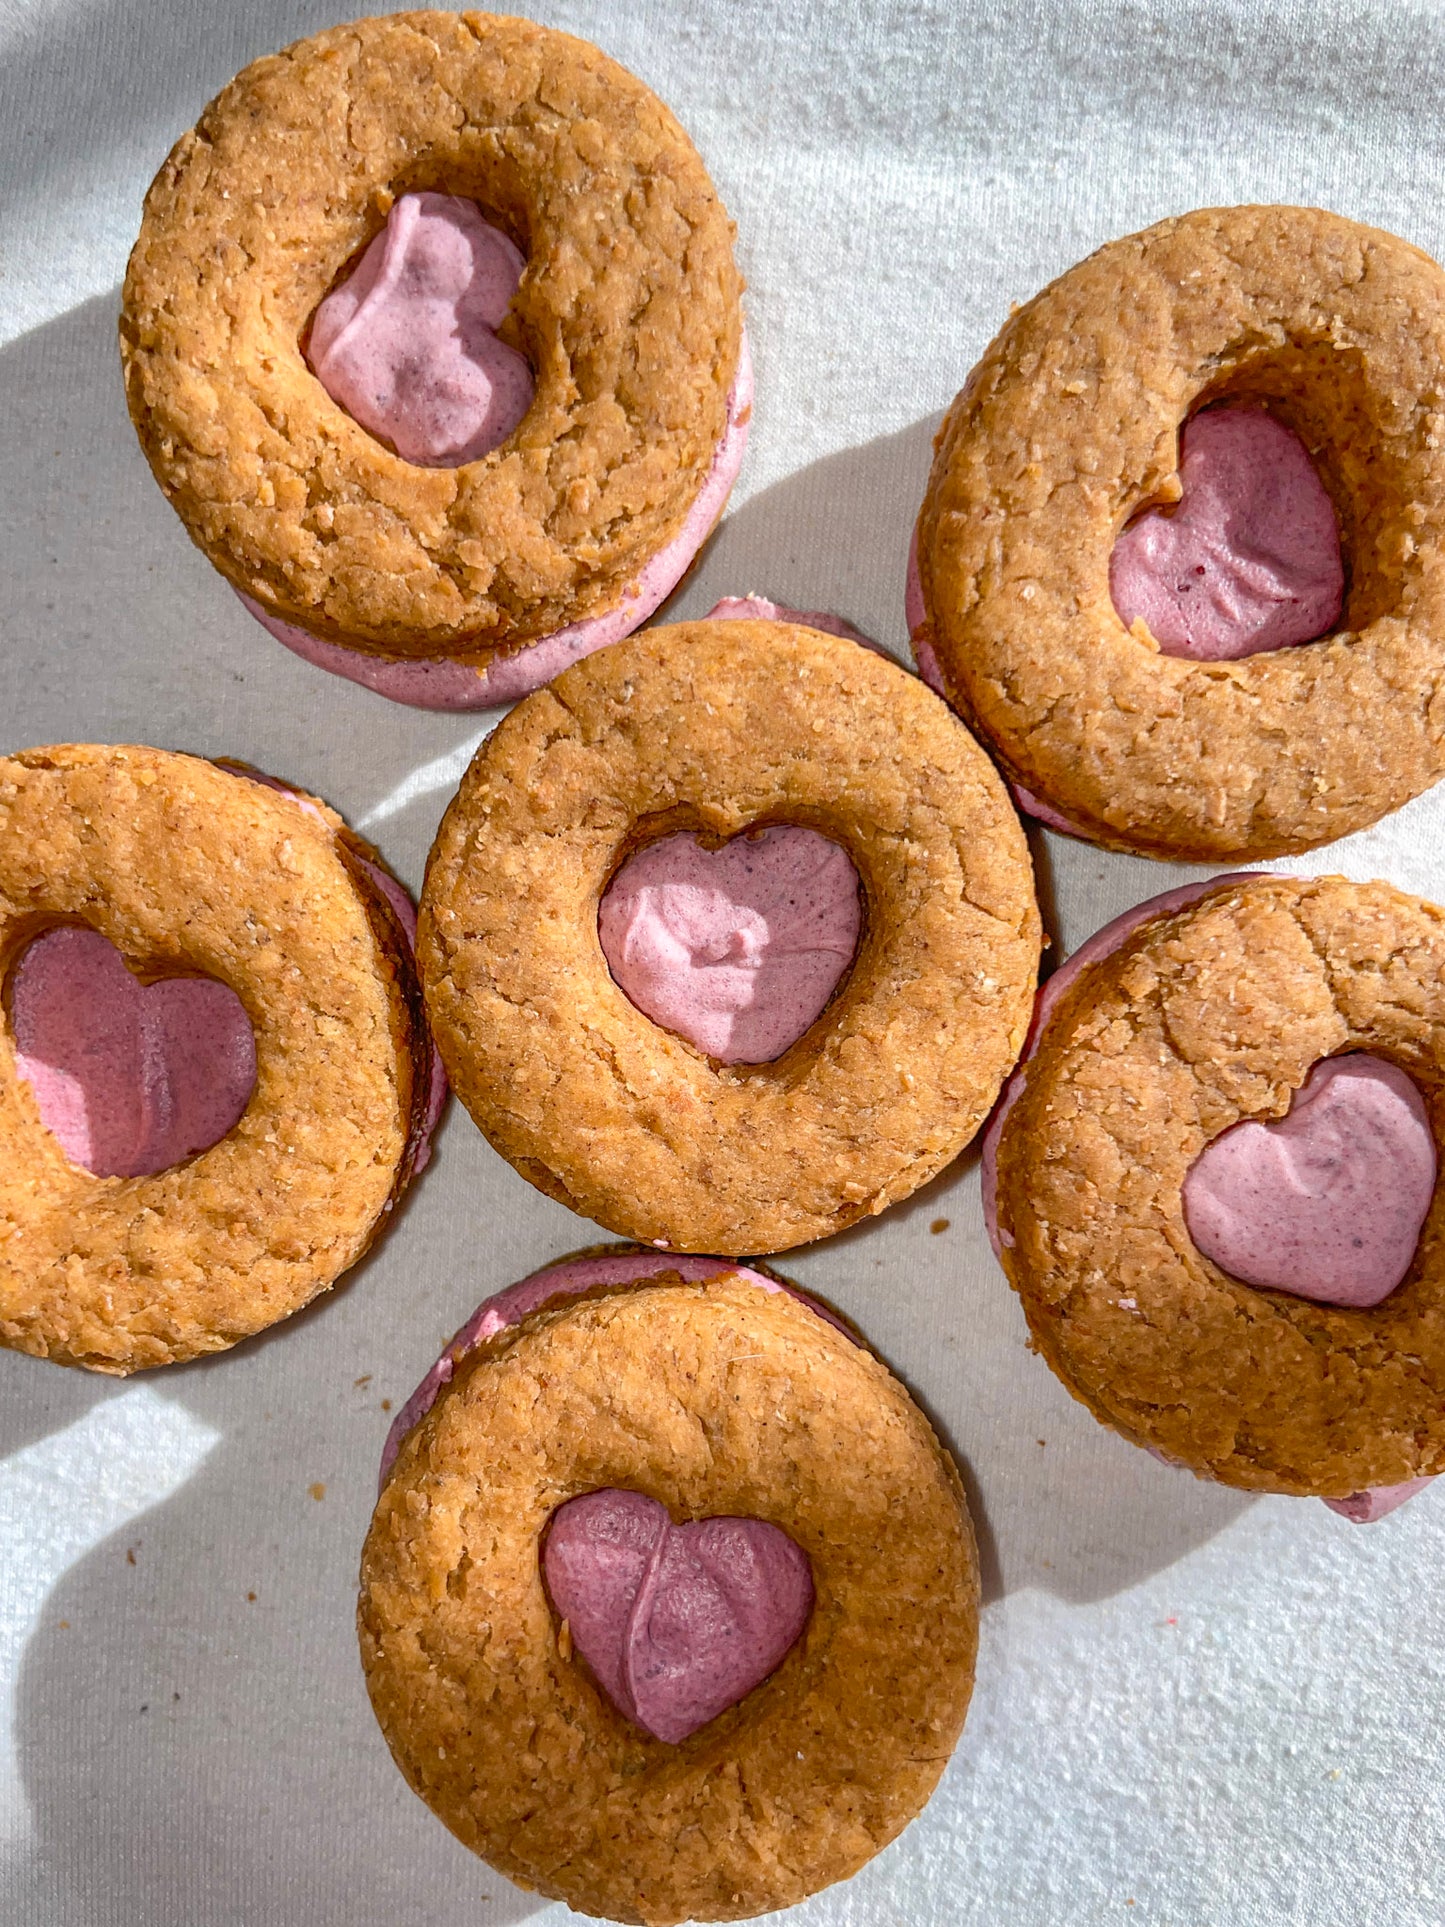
left=913, top=205, right=1445, bottom=861
left=417, top=615, right=1042, bottom=1253
left=120, top=11, right=745, bottom=701
left=360, top=1268, right=978, bottom=1924
left=0, top=745, right=439, bottom=1372
left=990, top=872, right=1445, bottom=1499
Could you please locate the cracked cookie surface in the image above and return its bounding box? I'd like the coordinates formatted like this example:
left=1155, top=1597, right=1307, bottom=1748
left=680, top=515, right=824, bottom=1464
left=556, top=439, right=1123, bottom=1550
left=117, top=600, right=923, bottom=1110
left=915, top=205, right=1445, bottom=860
left=993, top=873, right=1445, bottom=1493
left=359, top=1274, right=978, bottom=1925
left=417, top=617, right=1041, bottom=1253
left=120, top=10, right=742, bottom=662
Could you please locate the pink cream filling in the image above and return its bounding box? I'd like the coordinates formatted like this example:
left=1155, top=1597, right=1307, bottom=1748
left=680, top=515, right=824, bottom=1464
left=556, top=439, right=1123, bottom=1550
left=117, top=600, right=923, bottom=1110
left=598, top=826, right=861, bottom=1064
left=308, top=192, right=535, bottom=468
left=585, top=598, right=880, bottom=1065
left=908, top=409, right=1343, bottom=834
left=241, top=216, right=753, bottom=710
left=8, top=767, right=446, bottom=1180
left=10, top=926, right=257, bottom=1179
left=379, top=1251, right=852, bottom=1486
left=994, top=882, right=1441, bottom=1526
left=1183, top=1055, right=1436, bottom=1308
left=542, top=1487, right=813, bottom=1744
left=1109, top=408, right=1344, bottom=661
left=706, top=595, right=875, bottom=646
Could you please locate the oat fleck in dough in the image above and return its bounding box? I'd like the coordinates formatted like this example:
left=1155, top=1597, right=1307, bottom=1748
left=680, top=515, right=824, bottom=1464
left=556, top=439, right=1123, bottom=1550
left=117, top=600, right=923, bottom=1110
left=994, top=874, right=1445, bottom=1495
left=418, top=617, right=1042, bottom=1253
left=119, top=11, right=742, bottom=662
left=360, top=1275, right=978, bottom=1925
left=0, top=746, right=432, bottom=1372
left=915, top=205, right=1445, bottom=860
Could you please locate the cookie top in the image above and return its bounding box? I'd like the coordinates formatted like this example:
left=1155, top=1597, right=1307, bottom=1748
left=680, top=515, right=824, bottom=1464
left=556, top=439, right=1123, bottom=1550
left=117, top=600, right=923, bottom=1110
left=418, top=617, right=1041, bottom=1253
left=359, top=1275, right=978, bottom=1924
left=916, top=205, right=1445, bottom=860
left=120, top=11, right=742, bottom=660
left=993, top=873, right=1445, bottom=1494
left=0, top=745, right=427, bottom=1371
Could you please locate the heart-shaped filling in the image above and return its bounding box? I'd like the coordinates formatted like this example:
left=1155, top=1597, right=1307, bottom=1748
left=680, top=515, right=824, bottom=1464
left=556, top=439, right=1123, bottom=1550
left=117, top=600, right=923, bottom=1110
left=9, top=925, right=257, bottom=1178
left=1182, top=1054, right=1437, bottom=1307
left=597, top=826, right=861, bottom=1063
left=308, top=191, right=535, bottom=467
left=542, top=1488, right=813, bottom=1744
left=1109, top=406, right=1344, bottom=660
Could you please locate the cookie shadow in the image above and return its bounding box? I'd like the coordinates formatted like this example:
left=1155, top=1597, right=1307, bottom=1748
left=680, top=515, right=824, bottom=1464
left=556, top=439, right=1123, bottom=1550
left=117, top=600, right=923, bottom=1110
left=7, top=1130, right=566, bottom=1927
left=0, top=291, right=501, bottom=894
left=663, top=410, right=944, bottom=656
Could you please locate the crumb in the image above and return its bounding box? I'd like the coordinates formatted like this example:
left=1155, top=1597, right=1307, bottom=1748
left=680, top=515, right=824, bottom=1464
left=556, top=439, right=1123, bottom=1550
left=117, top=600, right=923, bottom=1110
left=1037, top=1438, right=1046, bottom=1447
left=930, top=1217, right=950, bottom=1234
left=247, top=1592, right=257, bottom=1603
left=381, top=1398, right=392, bottom=1412
left=57, top=1621, right=69, bottom=1631
left=126, top=1548, right=136, bottom=1565
left=355, top=1374, right=372, bottom=1388
left=558, top=1618, right=573, bottom=1662
left=309, top=1482, right=326, bottom=1501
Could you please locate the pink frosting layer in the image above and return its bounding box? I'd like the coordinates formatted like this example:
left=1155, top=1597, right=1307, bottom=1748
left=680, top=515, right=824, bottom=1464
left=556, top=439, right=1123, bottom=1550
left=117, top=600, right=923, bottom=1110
left=240, top=333, right=753, bottom=709
left=983, top=877, right=1437, bottom=1523
left=598, top=827, right=861, bottom=1063
left=1322, top=1479, right=1434, bottom=1523
left=542, top=1488, right=813, bottom=1744
left=1109, top=407, right=1344, bottom=661
left=1184, top=1055, right=1436, bottom=1307
left=379, top=1251, right=851, bottom=1486
left=706, top=595, right=874, bottom=645
left=11, top=925, right=257, bottom=1179
left=309, top=193, right=534, bottom=467
left=227, top=768, right=447, bottom=1168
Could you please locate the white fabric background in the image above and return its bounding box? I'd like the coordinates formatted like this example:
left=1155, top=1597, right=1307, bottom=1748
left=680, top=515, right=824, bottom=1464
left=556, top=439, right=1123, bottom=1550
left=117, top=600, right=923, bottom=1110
left=3, top=1, right=1445, bottom=1921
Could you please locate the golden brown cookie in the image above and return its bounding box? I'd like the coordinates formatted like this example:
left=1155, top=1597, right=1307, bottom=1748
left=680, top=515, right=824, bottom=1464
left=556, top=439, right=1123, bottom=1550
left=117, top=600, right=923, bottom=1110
left=417, top=616, right=1042, bottom=1253
left=992, top=872, right=1445, bottom=1496
left=120, top=10, right=743, bottom=666
left=0, top=745, right=437, bottom=1373
left=915, top=205, right=1445, bottom=861
left=359, top=1270, right=979, bottom=1925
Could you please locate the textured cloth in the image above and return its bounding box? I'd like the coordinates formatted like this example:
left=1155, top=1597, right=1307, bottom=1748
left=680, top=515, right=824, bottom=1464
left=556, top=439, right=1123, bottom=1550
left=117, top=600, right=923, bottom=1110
left=4, top=2, right=1445, bottom=1924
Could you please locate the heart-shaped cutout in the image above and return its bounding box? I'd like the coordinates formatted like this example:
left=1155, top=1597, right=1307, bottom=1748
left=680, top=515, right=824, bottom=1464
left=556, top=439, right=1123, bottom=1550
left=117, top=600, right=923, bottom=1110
left=543, top=1488, right=814, bottom=1744
left=1109, top=406, right=1344, bottom=660
left=1182, top=1054, right=1437, bottom=1307
left=309, top=191, right=535, bottom=467
left=9, top=925, right=257, bottom=1179
left=597, top=826, right=861, bottom=1063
